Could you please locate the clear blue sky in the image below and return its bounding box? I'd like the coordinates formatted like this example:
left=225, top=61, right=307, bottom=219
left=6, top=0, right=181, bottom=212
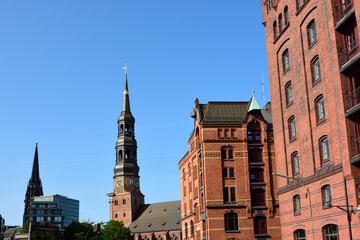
left=0, top=1, right=270, bottom=225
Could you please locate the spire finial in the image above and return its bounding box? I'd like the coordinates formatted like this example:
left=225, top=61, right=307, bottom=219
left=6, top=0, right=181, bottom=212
left=252, top=90, right=255, bottom=96
left=122, top=64, right=131, bottom=112
left=123, top=63, right=128, bottom=75
left=36, top=140, right=38, bottom=145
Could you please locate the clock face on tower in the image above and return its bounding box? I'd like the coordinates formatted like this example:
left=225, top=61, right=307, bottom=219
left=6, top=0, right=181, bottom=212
left=134, top=178, right=139, bottom=188
left=115, top=177, right=124, bottom=187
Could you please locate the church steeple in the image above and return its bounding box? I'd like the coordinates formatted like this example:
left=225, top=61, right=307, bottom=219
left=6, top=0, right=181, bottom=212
left=109, top=65, right=144, bottom=227
left=24, top=141, right=44, bottom=223
left=122, top=72, right=131, bottom=113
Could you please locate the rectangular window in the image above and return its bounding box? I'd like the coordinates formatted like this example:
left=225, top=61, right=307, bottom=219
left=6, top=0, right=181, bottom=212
left=221, top=149, right=227, bottom=160
left=230, top=187, right=236, bottom=202
left=225, top=129, right=230, bottom=138
left=228, top=149, right=233, bottom=160
left=229, top=168, right=235, bottom=178
left=223, top=187, right=229, bottom=203
left=189, top=182, right=192, bottom=192
left=194, top=166, right=197, bottom=179
left=223, top=168, right=228, bottom=178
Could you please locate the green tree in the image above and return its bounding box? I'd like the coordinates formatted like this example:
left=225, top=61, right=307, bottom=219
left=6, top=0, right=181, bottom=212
left=21, top=221, right=63, bottom=240
left=64, top=220, right=100, bottom=240
left=102, top=220, right=133, bottom=240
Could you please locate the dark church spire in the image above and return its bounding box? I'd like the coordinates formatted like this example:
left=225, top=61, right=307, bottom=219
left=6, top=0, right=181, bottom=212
left=24, top=141, right=43, bottom=222
left=30, top=141, right=41, bottom=183
left=122, top=71, right=131, bottom=113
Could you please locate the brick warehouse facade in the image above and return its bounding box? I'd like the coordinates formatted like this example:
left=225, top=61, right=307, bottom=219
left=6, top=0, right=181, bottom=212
left=261, top=0, right=360, bottom=239
left=178, top=98, right=281, bottom=240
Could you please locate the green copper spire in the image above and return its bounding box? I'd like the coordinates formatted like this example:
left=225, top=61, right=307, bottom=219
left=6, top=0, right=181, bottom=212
left=248, top=90, right=261, bottom=112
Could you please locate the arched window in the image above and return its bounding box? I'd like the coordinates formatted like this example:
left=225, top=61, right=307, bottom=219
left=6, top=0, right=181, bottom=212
left=144, top=237, right=149, bottom=240
left=321, top=185, right=332, bottom=208
left=273, top=21, right=278, bottom=40
left=278, top=14, right=283, bottom=32
left=292, top=152, right=300, bottom=175
left=185, top=223, right=188, bottom=239
left=307, top=20, right=317, bottom=46
left=294, top=229, right=306, bottom=240
left=247, top=120, right=261, bottom=143
left=285, top=81, right=293, bottom=106
left=288, top=116, right=296, bottom=141
left=293, top=195, right=301, bottom=215
left=323, top=224, right=339, bottom=240
left=282, top=49, right=290, bottom=73
left=119, top=150, right=123, bottom=160
left=311, top=56, right=321, bottom=84
left=315, top=95, right=325, bottom=123
left=284, top=6, right=289, bottom=26
left=190, top=220, right=194, bottom=237
left=224, top=212, right=238, bottom=232
left=125, top=124, right=129, bottom=133
left=125, top=149, right=130, bottom=159
left=251, top=189, right=266, bottom=206
left=319, top=136, right=329, bottom=163
left=120, top=124, right=124, bottom=133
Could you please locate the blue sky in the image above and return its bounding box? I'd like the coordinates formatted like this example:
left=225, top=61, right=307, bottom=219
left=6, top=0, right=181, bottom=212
left=0, top=1, right=269, bottom=225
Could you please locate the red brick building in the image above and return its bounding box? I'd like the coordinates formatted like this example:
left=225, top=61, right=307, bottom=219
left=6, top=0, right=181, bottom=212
left=261, top=0, right=360, bottom=239
left=179, top=97, right=281, bottom=240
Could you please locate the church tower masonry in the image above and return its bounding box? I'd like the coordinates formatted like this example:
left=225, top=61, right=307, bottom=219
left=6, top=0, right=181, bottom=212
left=108, top=70, right=144, bottom=227
left=24, top=142, right=43, bottom=223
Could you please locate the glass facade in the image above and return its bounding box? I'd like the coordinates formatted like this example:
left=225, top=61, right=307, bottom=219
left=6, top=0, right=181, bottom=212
left=24, top=194, right=79, bottom=230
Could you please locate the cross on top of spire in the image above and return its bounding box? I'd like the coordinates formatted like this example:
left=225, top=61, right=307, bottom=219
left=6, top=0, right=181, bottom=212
left=123, top=63, right=128, bottom=75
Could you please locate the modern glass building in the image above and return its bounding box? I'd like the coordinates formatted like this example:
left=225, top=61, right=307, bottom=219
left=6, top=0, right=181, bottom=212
left=23, top=194, right=79, bottom=230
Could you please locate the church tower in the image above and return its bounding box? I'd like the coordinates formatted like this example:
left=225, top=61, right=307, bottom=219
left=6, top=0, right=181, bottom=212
left=108, top=68, right=144, bottom=227
left=24, top=141, right=43, bottom=223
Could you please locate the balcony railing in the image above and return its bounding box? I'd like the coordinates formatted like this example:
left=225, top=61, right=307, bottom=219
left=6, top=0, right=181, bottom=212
left=350, top=137, right=360, bottom=158
left=339, top=38, right=360, bottom=67
left=337, top=0, right=354, bottom=20
left=346, top=86, right=360, bottom=111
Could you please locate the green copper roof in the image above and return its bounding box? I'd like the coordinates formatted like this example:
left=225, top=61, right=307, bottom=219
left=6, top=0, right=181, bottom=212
left=248, top=95, right=260, bottom=112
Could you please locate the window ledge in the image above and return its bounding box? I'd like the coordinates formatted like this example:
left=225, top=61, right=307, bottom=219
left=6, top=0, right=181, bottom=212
left=286, top=102, right=293, bottom=108
left=316, top=118, right=326, bottom=126
left=295, top=0, right=310, bottom=16
left=321, top=159, right=330, bottom=165
left=308, top=40, right=318, bottom=50
left=312, top=78, right=322, bottom=87
left=283, top=67, right=290, bottom=75
left=225, top=230, right=240, bottom=233
left=273, top=23, right=290, bottom=44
